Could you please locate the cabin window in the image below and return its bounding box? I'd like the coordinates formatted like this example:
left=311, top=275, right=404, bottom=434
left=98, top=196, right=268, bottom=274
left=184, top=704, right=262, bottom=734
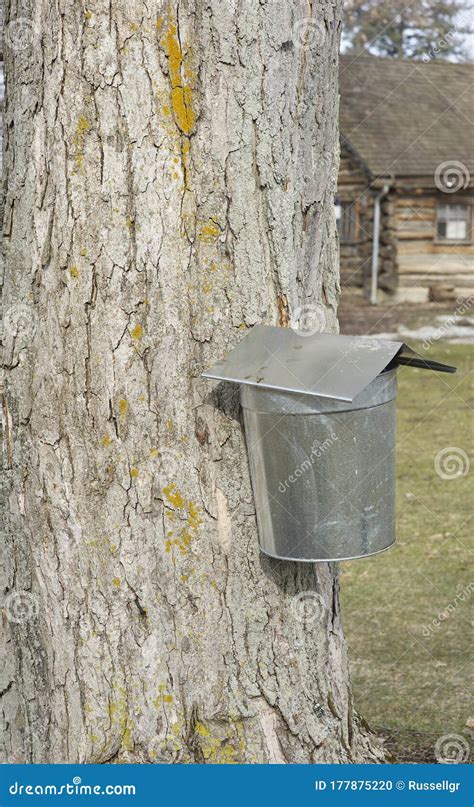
left=436, top=203, right=471, bottom=241
left=335, top=200, right=357, bottom=242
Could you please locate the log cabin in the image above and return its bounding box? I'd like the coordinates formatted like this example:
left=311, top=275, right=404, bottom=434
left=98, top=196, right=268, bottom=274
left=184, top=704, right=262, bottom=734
left=337, top=55, right=474, bottom=303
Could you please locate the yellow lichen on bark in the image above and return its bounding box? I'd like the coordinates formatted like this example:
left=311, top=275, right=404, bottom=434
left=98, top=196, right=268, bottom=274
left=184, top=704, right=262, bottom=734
left=71, top=115, right=91, bottom=172
left=118, top=399, right=128, bottom=418
left=194, top=718, right=245, bottom=763
left=159, top=13, right=196, bottom=136
left=162, top=485, right=203, bottom=557
left=130, top=324, right=143, bottom=341
left=199, top=221, right=220, bottom=243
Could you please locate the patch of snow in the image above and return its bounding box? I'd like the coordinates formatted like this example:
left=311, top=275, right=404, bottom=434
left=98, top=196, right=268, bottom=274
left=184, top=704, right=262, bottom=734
left=372, top=315, right=474, bottom=344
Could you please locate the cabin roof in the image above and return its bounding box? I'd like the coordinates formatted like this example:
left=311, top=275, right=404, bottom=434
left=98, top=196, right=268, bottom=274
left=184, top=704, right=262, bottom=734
left=339, top=55, right=474, bottom=183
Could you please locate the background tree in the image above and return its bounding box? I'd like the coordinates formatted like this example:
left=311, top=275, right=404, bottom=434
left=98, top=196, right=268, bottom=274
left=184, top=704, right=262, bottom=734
left=342, top=0, right=472, bottom=60
left=2, top=0, right=383, bottom=763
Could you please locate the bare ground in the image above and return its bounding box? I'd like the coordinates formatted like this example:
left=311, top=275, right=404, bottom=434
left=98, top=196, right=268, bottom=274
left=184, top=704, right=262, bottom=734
left=338, top=294, right=473, bottom=340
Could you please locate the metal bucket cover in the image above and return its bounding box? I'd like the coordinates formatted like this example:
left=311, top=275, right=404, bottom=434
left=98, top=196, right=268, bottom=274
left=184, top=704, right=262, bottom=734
left=202, top=325, right=455, bottom=403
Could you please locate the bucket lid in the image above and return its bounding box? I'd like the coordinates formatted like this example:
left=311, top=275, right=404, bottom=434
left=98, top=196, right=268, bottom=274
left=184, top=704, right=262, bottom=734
left=201, top=325, right=456, bottom=402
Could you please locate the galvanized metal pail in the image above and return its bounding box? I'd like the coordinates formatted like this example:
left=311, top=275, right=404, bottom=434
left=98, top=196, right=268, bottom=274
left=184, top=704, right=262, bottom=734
left=202, top=325, right=456, bottom=563
left=240, top=368, right=397, bottom=562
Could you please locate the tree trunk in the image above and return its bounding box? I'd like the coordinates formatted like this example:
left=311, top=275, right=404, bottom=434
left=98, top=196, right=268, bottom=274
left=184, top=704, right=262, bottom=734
left=2, top=0, right=383, bottom=763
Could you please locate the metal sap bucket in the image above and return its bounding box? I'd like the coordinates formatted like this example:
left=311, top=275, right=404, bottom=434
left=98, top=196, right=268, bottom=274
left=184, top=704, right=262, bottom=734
left=202, top=325, right=455, bottom=563
left=240, top=369, right=397, bottom=562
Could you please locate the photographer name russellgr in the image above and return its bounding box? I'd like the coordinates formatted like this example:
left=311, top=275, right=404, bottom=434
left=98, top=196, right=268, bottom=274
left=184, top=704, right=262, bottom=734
left=408, top=780, right=460, bottom=792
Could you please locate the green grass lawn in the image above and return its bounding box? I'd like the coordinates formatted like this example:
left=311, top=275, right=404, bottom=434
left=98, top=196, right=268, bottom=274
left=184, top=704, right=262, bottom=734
left=340, top=342, right=473, bottom=760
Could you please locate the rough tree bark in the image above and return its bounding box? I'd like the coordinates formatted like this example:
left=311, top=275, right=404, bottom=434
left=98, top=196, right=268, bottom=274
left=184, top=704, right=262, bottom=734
left=1, top=0, right=383, bottom=763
